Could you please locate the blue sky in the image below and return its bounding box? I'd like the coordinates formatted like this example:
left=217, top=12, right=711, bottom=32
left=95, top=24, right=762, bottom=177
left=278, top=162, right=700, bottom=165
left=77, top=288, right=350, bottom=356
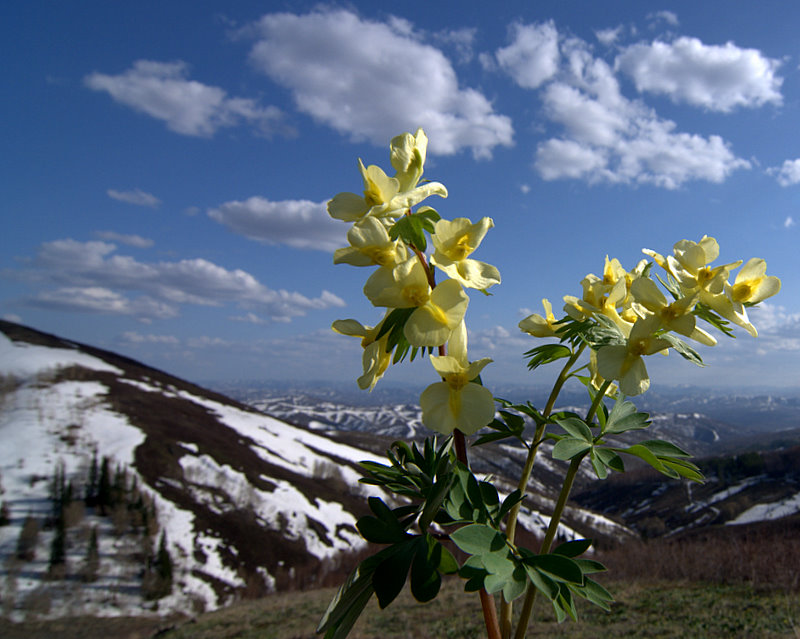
left=2, top=1, right=799, bottom=393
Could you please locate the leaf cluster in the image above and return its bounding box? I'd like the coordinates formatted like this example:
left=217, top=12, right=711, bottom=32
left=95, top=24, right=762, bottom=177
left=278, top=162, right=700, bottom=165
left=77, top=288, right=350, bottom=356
left=549, top=397, right=704, bottom=482
left=388, top=207, right=440, bottom=252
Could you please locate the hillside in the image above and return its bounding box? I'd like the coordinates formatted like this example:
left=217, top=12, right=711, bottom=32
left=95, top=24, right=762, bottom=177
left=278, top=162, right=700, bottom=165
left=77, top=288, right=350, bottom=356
left=0, top=320, right=628, bottom=622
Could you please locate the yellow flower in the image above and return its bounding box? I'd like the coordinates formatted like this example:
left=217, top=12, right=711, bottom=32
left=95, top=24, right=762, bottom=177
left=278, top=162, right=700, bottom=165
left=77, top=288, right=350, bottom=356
left=729, top=258, right=781, bottom=305
left=630, top=277, right=716, bottom=346
left=419, top=323, right=494, bottom=435
left=709, top=258, right=782, bottom=337
left=328, top=161, right=400, bottom=222
left=332, top=316, right=392, bottom=390
left=519, top=299, right=559, bottom=337
left=596, top=316, right=671, bottom=396
left=666, top=236, right=742, bottom=295
left=431, top=217, right=501, bottom=290
left=390, top=128, right=428, bottom=192
left=328, top=158, right=448, bottom=223
left=564, top=276, right=632, bottom=336
left=333, top=217, right=407, bottom=267
left=363, top=258, right=469, bottom=347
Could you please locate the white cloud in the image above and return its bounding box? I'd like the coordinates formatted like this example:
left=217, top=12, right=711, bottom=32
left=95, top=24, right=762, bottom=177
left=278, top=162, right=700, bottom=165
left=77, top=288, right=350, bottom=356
left=595, top=26, right=623, bottom=46
left=534, top=42, right=750, bottom=188
left=107, top=188, right=161, bottom=208
left=493, top=21, right=560, bottom=89
left=616, top=37, right=783, bottom=112
left=207, top=197, right=346, bottom=252
left=230, top=312, right=267, bottom=324
left=647, top=11, right=679, bottom=28
left=17, top=239, right=344, bottom=322
left=244, top=9, right=513, bottom=158
left=768, top=158, right=800, bottom=186
left=94, top=231, right=154, bottom=248
left=785, top=216, right=796, bottom=229
left=121, top=331, right=180, bottom=345
left=31, top=287, right=178, bottom=320
left=85, top=60, right=284, bottom=137
left=433, top=27, right=477, bottom=63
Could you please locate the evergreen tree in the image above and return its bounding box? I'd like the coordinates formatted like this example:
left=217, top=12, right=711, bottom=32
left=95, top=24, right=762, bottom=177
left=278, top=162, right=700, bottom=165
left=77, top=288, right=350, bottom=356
left=85, top=449, right=99, bottom=506
left=143, top=531, right=173, bottom=600
left=48, top=511, right=66, bottom=576
left=97, top=456, right=111, bottom=515
left=82, top=525, right=99, bottom=582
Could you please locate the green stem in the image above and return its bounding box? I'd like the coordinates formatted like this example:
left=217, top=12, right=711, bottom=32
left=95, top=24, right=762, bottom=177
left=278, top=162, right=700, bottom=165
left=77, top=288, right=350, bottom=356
left=513, top=455, right=584, bottom=639
left=453, top=429, right=502, bottom=639
left=586, top=379, right=613, bottom=425
left=499, top=344, right=585, bottom=639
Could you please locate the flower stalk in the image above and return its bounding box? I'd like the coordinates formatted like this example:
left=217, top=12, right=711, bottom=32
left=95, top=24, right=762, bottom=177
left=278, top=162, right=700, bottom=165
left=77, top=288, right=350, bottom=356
left=319, top=128, right=780, bottom=639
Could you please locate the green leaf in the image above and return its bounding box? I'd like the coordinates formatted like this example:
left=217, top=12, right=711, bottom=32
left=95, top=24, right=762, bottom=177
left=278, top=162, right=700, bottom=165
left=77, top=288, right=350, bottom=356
left=419, top=476, right=453, bottom=532
left=660, top=332, right=704, bottom=366
left=552, top=538, right=592, bottom=558
left=552, top=438, right=592, bottom=461
left=524, top=565, right=559, bottom=600
left=553, top=416, right=593, bottom=442
left=450, top=524, right=505, bottom=556
left=503, top=565, right=529, bottom=603
left=524, top=553, right=583, bottom=584
left=594, top=447, right=625, bottom=473
left=574, top=558, right=607, bottom=575
left=589, top=449, right=608, bottom=479
left=637, top=439, right=692, bottom=458
left=618, top=444, right=666, bottom=473
left=410, top=537, right=441, bottom=603
left=356, top=515, right=407, bottom=544
left=604, top=398, right=651, bottom=435
left=480, top=548, right=515, bottom=576
left=576, top=577, right=614, bottom=611
left=497, top=490, right=524, bottom=521
left=662, top=458, right=705, bottom=483
left=317, top=563, right=375, bottom=637
left=524, top=343, right=572, bottom=371
left=373, top=542, right=415, bottom=608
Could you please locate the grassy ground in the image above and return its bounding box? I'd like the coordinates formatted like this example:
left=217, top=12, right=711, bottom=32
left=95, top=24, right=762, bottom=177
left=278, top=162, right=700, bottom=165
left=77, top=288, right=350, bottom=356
left=155, top=577, right=800, bottom=639
left=1, top=578, right=797, bottom=638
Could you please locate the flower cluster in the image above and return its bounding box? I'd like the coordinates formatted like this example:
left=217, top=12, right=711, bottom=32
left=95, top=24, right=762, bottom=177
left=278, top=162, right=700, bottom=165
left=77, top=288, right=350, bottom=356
left=330, top=129, right=499, bottom=435
left=520, top=236, right=781, bottom=396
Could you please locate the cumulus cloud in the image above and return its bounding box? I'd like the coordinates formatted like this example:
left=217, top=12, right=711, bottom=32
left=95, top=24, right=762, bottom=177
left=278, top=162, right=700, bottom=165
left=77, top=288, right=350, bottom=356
left=595, top=26, right=623, bottom=46
left=533, top=41, right=750, bottom=188
left=243, top=9, right=513, bottom=158
left=94, top=231, right=154, bottom=248
left=30, top=287, right=177, bottom=320
left=17, top=239, right=344, bottom=322
left=493, top=21, right=560, bottom=89
left=785, top=216, right=796, bottom=229
left=616, top=37, right=783, bottom=112
left=85, top=60, right=284, bottom=137
left=768, top=159, right=800, bottom=186
left=107, top=188, right=161, bottom=207
left=207, top=197, right=346, bottom=251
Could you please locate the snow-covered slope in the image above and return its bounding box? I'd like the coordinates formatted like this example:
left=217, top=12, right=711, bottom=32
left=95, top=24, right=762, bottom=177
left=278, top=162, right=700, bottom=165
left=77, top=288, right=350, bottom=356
left=0, top=321, right=389, bottom=620
left=0, top=321, right=634, bottom=622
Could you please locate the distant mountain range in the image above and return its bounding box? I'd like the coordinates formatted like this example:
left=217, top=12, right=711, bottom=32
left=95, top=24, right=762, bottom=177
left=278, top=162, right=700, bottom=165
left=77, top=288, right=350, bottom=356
left=1, top=319, right=798, bottom=622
